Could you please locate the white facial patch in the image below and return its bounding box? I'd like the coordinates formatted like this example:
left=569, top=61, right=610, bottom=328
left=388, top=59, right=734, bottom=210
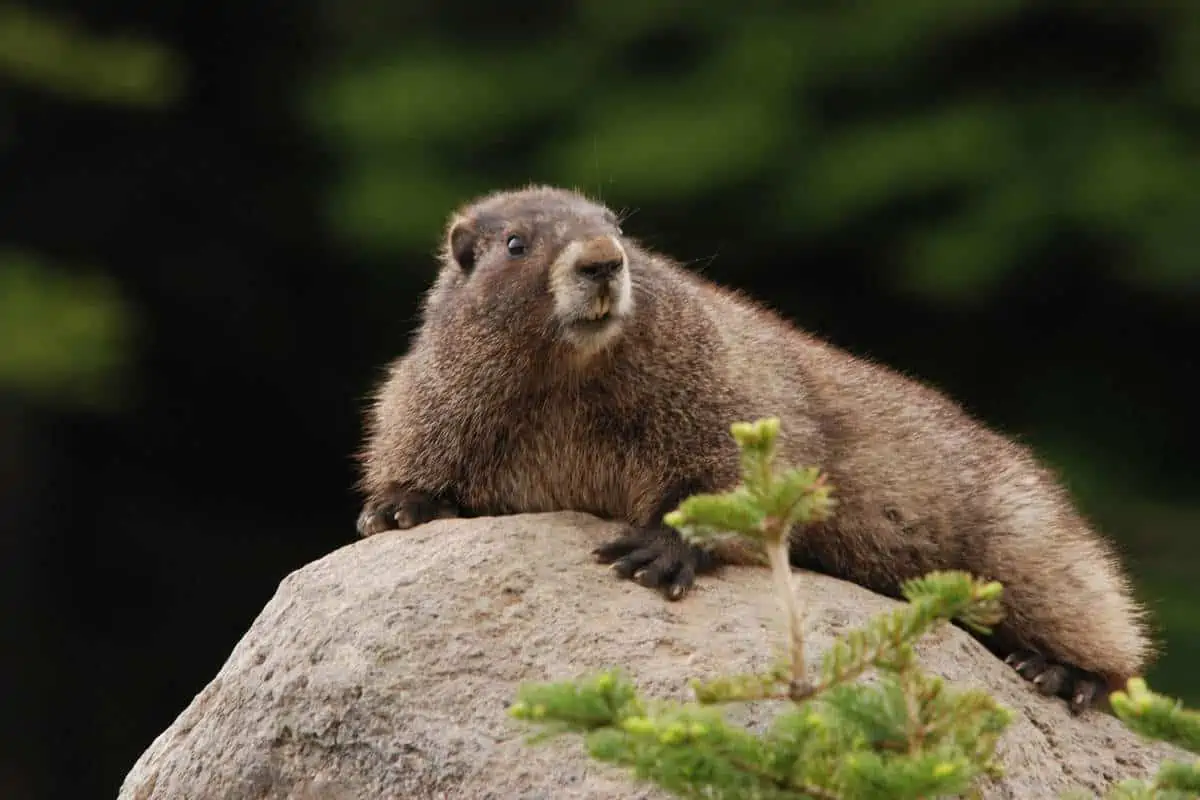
left=549, top=240, right=586, bottom=321
left=548, top=234, right=634, bottom=356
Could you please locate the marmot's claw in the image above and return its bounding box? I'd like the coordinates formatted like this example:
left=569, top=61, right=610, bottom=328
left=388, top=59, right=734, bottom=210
left=356, top=507, right=396, bottom=537
left=1005, top=648, right=1105, bottom=714
left=355, top=486, right=459, bottom=538
left=593, top=527, right=717, bottom=601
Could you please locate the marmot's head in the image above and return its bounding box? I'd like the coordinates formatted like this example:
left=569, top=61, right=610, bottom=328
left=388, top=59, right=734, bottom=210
left=426, top=185, right=636, bottom=360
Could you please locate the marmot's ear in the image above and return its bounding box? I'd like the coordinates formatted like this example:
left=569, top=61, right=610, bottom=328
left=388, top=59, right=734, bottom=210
left=447, top=219, right=478, bottom=272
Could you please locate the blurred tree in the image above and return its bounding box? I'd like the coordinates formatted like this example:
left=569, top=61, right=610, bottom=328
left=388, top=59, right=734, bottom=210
left=308, top=0, right=1199, bottom=299
left=0, top=4, right=182, bottom=107
left=0, top=250, right=132, bottom=409
left=0, top=3, right=184, bottom=407
left=0, top=8, right=184, bottom=799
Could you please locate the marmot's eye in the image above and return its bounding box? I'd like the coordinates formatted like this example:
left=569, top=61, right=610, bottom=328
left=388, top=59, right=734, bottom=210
left=506, top=235, right=527, bottom=257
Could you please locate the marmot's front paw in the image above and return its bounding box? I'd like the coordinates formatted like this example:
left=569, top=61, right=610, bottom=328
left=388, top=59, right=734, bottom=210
left=355, top=486, right=459, bottom=537
left=1005, top=649, right=1106, bottom=714
left=593, top=526, right=720, bottom=601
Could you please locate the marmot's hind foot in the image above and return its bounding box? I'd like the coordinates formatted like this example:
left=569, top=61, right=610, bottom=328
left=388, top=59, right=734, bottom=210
left=356, top=486, right=459, bottom=537
left=593, top=526, right=720, bottom=601
left=1005, top=650, right=1104, bottom=715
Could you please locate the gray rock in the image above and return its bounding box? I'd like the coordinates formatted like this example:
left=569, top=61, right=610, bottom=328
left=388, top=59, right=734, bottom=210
left=119, top=512, right=1184, bottom=799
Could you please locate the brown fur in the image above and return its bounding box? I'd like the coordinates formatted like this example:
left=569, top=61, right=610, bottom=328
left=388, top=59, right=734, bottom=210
left=355, top=185, right=1154, bottom=713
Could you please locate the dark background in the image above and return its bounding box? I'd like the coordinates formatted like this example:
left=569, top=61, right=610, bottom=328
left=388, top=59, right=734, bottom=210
left=1, top=2, right=1197, bottom=797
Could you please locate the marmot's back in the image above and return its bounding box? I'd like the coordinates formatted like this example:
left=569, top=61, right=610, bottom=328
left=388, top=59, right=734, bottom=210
left=690, top=268, right=984, bottom=495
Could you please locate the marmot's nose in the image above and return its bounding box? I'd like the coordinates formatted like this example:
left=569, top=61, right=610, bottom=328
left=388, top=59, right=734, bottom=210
left=574, top=236, right=625, bottom=283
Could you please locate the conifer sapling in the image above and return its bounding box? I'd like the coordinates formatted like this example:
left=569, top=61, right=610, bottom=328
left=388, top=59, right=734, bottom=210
left=509, top=418, right=1017, bottom=799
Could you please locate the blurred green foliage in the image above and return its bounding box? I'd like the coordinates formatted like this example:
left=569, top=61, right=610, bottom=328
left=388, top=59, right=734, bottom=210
left=0, top=4, right=181, bottom=408
left=308, top=0, right=1199, bottom=299
left=0, top=251, right=132, bottom=409
left=0, top=4, right=183, bottom=107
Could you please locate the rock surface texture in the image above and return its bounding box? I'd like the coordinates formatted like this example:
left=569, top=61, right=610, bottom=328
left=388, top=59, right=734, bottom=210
left=120, top=512, right=1182, bottom=799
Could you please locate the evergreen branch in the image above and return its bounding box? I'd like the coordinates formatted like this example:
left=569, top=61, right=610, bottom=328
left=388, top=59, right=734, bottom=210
left=509, top=669, right=643, bottom=733
left=1152, top=759, right=1200, bottom=794
left=666, top=418, right=835, bottom=691
left=766, top=531, right=809, bottom=688
left=798, top=572, right=1002, bottom=701
left=587, top=705, right=842, bottom=799
left=690, top=661, right=791, bottom=705
left=1111, top=678, right=1200, bottom=755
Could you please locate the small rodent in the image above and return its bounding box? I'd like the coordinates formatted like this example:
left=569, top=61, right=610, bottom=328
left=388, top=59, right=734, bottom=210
left=355, top=184, right=1153, bottom=714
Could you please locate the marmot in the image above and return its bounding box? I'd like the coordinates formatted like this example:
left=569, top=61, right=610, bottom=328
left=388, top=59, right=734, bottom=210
left=355, top=184, right=1153, bottom=714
